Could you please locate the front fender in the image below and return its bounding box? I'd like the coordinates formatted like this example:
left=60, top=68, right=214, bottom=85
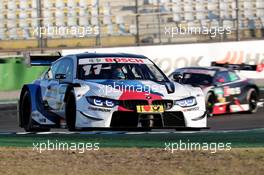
left=19, top=84, right=40, bottom=126
left=19, top=84, right=59, bottom=126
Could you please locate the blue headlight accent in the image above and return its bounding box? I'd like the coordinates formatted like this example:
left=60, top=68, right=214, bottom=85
left=87, top=97, right=117, bottom=108
left=175, top=97, right=197, bottom=107
left=105, top=100, right=115, bottom=107
left=94, top=99, right=103, bottom=106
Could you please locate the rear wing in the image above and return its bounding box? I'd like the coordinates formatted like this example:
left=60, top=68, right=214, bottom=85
left=23, top=53, right=61, bottom=66
left=211, top=62, right=264, bottom=72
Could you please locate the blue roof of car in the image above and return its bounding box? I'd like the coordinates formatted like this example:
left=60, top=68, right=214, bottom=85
left=69, top=53, right=148, bottom=59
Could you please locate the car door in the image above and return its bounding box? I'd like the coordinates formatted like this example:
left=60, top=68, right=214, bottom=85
left=226, top=71, right=243, bottom=99
left=40, top=60, right=62, bottom=110
left=214, top=71, right=240, bottom=103
left=40, top=58, right=73, bottom=112
left=50, top=58, right=74, bottom=112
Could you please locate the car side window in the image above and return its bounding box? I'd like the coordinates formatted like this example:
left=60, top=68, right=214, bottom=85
left=43, top=69, right=51, bottom=80
left=54, top=59, right=73, bottom=82
left=44, top=61, right=61, bottom=80
left=215, top=71, right=230, bottom=84
left=228, top=71, right=240, bottom=82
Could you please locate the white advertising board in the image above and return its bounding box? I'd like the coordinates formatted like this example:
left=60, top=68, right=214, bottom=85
left=62, top=40, right=264, bottom=79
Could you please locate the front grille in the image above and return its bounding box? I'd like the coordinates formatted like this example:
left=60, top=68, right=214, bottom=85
left=152, top=100, right=174, bottom=110
left=111, top=111, right=139, bottom=127
left=119, top=100, right=148, bottom=110
left=163, top=112, right=185, bottom=127
left=110, top=111, right=185, bottom=128
left=110, top=111, right=163, bottom=128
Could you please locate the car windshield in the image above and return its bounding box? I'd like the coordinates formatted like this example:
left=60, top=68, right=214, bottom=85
left=182, top=73, right=213, bottom=86
left=78, top=58, right=168, bottom=82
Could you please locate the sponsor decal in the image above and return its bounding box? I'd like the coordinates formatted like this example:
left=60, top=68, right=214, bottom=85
left=213, top=104, right=227, bottom=114
left=136, top=105, right=164, bottom=113
left=39, top=118, right=47, bottom=123
left=183, top=107, right=199, bottom=112
left=214, top=88, right=224, bottom=95
left=32, top=112, right=47, bottom=123
left=88, top=106, right=111, bottom=112
left=217, top=51, right=264, bottom=66
left=223, top=86, right=241, bottom=97
left=217, top=97, right=226, bottom=103
left=79, top=58, right=152, bottom=65
left=214, top=88, right=226, bottom=102
left=105, top=58, right=144, bottom=63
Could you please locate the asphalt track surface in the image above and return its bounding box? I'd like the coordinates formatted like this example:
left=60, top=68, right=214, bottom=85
left=0, top=103, right=263, bottom=132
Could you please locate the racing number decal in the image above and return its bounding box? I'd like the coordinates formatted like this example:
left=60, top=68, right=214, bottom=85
left=223, top=86, right=241, bottom=97
left=136, top=105, right=164, bottom=113
left=214, top=86, right=241, bottom=103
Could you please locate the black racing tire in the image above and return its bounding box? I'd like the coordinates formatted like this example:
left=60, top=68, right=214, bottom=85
left=247, top=88, right=258, bottom=113
left=206, top=92, right=216, bottom=117
left=20, top=90, right=50, bottom=132
left=65, top=90, right=77, bottom=131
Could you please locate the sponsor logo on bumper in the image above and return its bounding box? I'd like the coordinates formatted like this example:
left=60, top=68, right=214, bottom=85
left=136, top=105, right=164, bottom=113
left=88, top=106, right=111, bottom=112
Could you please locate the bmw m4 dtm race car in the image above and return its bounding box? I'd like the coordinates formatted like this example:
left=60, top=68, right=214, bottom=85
left=169, top=62, right=264, bottom=116
left=19, top=53, right=207, bottom=132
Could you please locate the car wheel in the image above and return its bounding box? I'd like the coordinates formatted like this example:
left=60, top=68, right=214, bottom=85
left=247, top=88, right=258, bottom=113
left=206, top=92, right=215, bottom=117
left=65, top=90, right=77, bottom=131
left=20, top=90, right=50, bottom=132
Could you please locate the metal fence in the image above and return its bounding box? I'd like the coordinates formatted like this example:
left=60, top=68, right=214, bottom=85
left=0, top=0, right=264, bottom=51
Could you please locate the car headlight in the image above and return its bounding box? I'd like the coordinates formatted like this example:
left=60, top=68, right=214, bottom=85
left=86, top=97, right=118, bottom=108
left=175, top=97, right=197, bottom=107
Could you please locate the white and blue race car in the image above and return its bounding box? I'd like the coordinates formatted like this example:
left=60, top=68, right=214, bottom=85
left=19, top=53, right=207, bottom=131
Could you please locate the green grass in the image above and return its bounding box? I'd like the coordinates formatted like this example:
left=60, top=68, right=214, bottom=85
left=1, top=129, right=264, bottom=148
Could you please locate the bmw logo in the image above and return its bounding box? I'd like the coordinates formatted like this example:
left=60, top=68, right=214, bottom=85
left=146, top=96, right=152, bottom=100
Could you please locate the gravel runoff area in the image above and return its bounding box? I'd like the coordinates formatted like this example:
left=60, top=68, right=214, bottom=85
left=0, top=148, right=263, bottom=175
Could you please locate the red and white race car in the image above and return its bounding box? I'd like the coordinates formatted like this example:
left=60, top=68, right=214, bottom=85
left=19, top=53, right=207, bottom=131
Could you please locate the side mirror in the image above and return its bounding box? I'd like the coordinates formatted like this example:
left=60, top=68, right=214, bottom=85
left=173, top=73, right=183, bottom=83
left=55, top=74, right=66, bottom=80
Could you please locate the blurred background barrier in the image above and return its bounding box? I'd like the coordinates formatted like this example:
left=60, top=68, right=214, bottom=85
left=0, top=58, right=47, bottom=91
left=62, top=40, right=264, bottom=87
